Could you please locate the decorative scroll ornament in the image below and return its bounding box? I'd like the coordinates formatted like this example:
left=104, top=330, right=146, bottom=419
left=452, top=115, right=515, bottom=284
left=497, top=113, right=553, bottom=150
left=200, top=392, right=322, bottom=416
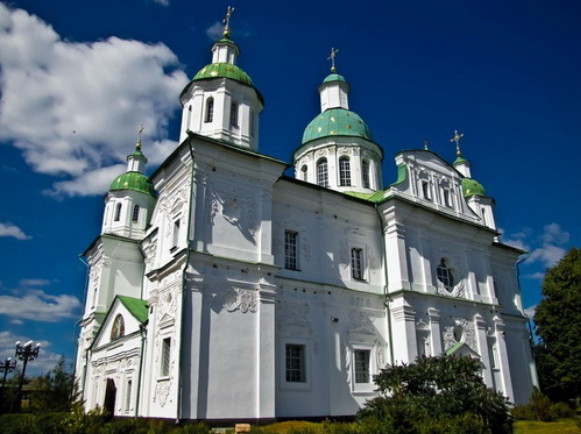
left=223, top=288, right=257, bottom=313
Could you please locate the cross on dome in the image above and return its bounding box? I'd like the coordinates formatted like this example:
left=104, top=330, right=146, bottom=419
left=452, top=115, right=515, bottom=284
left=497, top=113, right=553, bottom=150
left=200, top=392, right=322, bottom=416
left=328, top=47, right=339, bottom=72
left=223, top=6, right=235, bottom=38
left=450, top=130, right=465, bottom=156
left=136, top=124, right=144, bottom=150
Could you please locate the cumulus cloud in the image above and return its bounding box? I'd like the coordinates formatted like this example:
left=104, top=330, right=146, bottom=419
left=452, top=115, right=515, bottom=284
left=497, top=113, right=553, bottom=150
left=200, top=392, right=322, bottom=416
left=152, top=0, right=169, bottom=5
left=524, top=272, right=545, bottom=281
left=206, top=21, right=225, bottom=40
left=526, top=223, right=569, bottom=268
left=0, top=222, right=31, bottom=240
left=0, top=289, right=81, bottom=322
left=19, top=278, right=51, bottom=287
left=0, top=3, right=189, bottom=197
left=500, top=227, right=530, bottom=251
left=524, top=305, right=536, bottom=319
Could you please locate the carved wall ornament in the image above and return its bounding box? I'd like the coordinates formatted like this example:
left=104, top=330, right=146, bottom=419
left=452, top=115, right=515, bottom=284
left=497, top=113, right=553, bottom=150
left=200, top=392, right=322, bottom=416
left=223, top=287, right=257, bottom=313
left=154, top=379, right=171, bottom=407
left=443, top=317, right=476, bottom=352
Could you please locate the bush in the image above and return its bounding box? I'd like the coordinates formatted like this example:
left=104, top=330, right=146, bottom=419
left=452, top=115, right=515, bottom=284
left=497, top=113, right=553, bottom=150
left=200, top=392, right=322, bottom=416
left=357, top=355, right=513, bottom=434
left=511, top=390, right=577, bottom=422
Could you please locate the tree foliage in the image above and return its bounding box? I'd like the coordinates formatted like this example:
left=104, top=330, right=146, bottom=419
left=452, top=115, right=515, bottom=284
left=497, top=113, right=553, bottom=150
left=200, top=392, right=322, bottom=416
left=357, top=355, right=513, bottom=434
left=28, top=356, right=76, bottom=413
left=534, top=247, right=581, bottom=402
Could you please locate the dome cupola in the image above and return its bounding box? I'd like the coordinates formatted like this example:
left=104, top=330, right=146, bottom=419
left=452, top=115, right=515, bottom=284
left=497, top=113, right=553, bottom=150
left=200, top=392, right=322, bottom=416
left=293, top=49, right=383, bottom=194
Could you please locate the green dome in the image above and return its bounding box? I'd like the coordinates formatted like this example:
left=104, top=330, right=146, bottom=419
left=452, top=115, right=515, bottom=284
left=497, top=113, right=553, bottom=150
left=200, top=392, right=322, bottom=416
left=110, top=172, right=156, bottom=197
left=461, top=177, right=486, bottom=198
left=193, top=63, right=253, bottom=86
left=302, top=108, right=373, bottom=144
left=323, top=73, right=346, bottom=84
left=453, top=155, right=469, bottom=165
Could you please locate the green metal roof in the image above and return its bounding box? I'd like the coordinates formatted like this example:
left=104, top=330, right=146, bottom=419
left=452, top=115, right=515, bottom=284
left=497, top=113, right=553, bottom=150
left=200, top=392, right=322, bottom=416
left=110, top=171, right=156, bottom=198
left=445, top=341, right=465, bottom=356
left=301, top=108, right=373, bottom=145
left=117, top=296, right=148, bottom=324
left=461, top=177, right=486, bottom=198
left=322, top=73, right=346, bottom=84
left=453, top=155, right=469, bottom=165
left=391, top=164, right=407, bottom=186
left=193, top=63, right=254, bottom=86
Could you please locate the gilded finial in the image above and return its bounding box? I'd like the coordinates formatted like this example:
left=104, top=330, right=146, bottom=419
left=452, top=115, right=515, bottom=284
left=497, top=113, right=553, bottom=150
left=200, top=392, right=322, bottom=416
left=423, top=139, right=429, bottom=150
left=223, top=6, right=235, bottom=38
left=136, top=124, right=144, bottom=150
left=450, top=130, right=464, bottom=156
left=328, top=47, right=339, bottom=73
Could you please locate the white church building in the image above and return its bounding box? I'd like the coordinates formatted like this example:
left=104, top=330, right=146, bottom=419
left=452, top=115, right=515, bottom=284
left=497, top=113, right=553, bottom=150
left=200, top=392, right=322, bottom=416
left=75, top=14, right=537, bottom=423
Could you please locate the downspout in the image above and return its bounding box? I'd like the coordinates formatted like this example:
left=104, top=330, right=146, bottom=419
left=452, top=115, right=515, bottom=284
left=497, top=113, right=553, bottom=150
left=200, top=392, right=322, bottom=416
left=135, top=323, right=147, bottom=417
left=176, top=135, right=197, bottom=424
left=375, top=203, right=395, bottom=366
left=77, top=256, right=90, bottom=400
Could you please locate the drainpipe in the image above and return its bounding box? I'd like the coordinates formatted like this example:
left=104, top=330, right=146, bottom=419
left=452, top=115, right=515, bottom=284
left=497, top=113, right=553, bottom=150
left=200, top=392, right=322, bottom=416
left=375, top=203, right=395, bottom=366
left=176, top=134, right=197, bottom=424
left=135, top=323, right=147, bottom=417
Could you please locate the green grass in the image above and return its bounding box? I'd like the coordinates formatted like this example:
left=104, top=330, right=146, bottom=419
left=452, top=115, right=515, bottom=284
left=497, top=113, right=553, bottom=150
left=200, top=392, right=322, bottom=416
left=515, top=418, right=581, bottom=434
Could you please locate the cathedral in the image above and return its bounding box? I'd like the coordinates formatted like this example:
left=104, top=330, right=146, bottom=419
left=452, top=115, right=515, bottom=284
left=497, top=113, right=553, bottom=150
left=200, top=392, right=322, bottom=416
left=75, top=10, right=537, bottom=422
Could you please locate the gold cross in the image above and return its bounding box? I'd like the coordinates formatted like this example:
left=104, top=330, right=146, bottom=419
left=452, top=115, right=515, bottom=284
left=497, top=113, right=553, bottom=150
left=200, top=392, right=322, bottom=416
left=328, top=47, right=339, bottom=72
left=223, top=6, right=235, bottom=38
left=450, top=130, right=464, bottom=156
left=137, top=124, right=144, bottom=150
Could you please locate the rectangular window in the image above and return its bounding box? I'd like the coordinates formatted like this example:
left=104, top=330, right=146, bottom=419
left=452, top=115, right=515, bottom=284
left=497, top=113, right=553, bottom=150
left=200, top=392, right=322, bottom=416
left=339, top=158, right=351, bottom=186
left=114, top=203, right=122, bottom=221
left=132, top=205, right=140, bottom=222
left=284, top=230, right=298, bottom=270
left=161, top=337, right=171, bottom=377
left=230, top=101, right=239, bottom=128
left=285, top=344, right=306, bottom=383
left=171, top=219, right=180, bottom=249
left=443, top=189, right=452, bottom=207
left=362, top=160, right=370, bottom=189
left=422, top=181, right=431, bottom=200
left=354, top=349, right=370, bottom=383
left=351, top=248, right=363, bottom=280
left=125, top=379, right=132, bottom=411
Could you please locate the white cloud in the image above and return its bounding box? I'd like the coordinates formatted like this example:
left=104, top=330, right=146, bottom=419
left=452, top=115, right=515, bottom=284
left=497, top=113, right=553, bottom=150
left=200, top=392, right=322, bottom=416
left=0, top=330, right=61, bottom=375
left=19, top=278, right=50, bottom=287
left=524, top=272, right=545, bottom=281
left=540, top=223, right=569, bottom=245
left=0, top=3, right=189, bottom=197
left=0, top=222, right=31, bottom=240
left=524, top=305, right=536, bottom=319
left=527, top=244, right=566, bottom=268
left=0, top=289, right=81, bottom=322
left=206, top=21, right=225, bottom=40
left=153, top=0, right=169, bottom=5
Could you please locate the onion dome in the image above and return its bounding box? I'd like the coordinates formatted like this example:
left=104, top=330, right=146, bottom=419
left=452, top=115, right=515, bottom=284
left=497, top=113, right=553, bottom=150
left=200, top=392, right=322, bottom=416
left=302, top=108, right=373, bottom=145
left=461, top=177, right=486, bottom=198
left=323, top=73, right=346, bottom=84
left=110, top=172, right=156, bottom=198
left=193, top=63, right=254, bottom=86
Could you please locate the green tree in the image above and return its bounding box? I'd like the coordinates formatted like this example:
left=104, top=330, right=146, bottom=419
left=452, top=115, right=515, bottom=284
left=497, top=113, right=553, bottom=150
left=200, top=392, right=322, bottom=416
left=357, top=355, right=513, bottom=434
left=29, top=356, right=76, bottom=413
left=534, top=247, right=581, bottom=403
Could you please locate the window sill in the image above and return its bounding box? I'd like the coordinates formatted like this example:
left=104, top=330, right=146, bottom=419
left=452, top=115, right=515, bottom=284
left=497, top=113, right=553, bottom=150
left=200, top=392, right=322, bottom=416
left=157, top=376, right=170, bottom=382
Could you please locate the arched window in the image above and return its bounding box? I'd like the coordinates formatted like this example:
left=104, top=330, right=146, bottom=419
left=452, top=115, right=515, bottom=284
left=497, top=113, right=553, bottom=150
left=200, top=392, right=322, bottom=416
left=362, top=159, right=370, bottom=189
left=436, top=258, right=454, bottom=292
left=339, top=157, right=351, bottom=186
left=301, top=165, right=308, bottom=181
left=205, top=97, right=214, bottom=123
left=317, top=158, right=328, bottom=187
left=132, top=205, right=140, bottom=222
left=114, top=203, right=122, bottom=222
left=111, top=314, right=125, bottom=341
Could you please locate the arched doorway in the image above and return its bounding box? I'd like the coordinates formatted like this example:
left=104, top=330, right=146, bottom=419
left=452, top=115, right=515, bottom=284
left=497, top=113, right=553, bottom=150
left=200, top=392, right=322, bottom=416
left=103, top=378, right=117, bottom=416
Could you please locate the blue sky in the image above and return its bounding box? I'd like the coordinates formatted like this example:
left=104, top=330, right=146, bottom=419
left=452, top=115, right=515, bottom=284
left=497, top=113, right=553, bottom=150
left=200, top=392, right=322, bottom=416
left=0, top=0, right=579, bottom=374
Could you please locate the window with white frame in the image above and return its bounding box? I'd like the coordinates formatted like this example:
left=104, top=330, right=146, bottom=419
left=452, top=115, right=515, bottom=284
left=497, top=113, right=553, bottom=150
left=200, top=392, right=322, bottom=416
left=421, top=180, right=431, bottom=200
left=114, top=203, right=122, bottom=222
left=125, top=379, right=132, bottom=411
left=284, top=230, right=298, bottom=270
left=436, top=258, right=454, bottom=292
left=171, top=219, right=180, bottom=249
left=285, top=343, right=306, bottom=383
left=362, top=159, right=370, bottom=189
left=230, top=101, right=239, bottom=128
left=354, top=349, right=371, bottom=383
left=205, top=97, right=214, bottom=123
left=132, top=205, right=140, bottom=222
left=161, top=337, right=171, bottom=377
left=351, top=248, right=364, bottom=280
left=317, top=158, right=328, bottom=187
left=443, top=188, right=452, bottom=207
left=339, top=156, right=351, bottom=186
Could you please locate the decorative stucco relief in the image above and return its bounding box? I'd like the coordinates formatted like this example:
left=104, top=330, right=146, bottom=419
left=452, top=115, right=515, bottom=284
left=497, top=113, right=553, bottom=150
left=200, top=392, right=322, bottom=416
left=223, top=287, right=257, bottom=313
left=205, top=180, right=258, bottom=236
left=154, top=379, right=171, bottom=407
left=443, top=317, right=476, bottom=353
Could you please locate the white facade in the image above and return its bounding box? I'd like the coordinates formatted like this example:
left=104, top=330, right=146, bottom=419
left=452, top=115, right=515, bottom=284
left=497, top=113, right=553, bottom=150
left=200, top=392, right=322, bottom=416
left=75, top=28, right=537, bottom=422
